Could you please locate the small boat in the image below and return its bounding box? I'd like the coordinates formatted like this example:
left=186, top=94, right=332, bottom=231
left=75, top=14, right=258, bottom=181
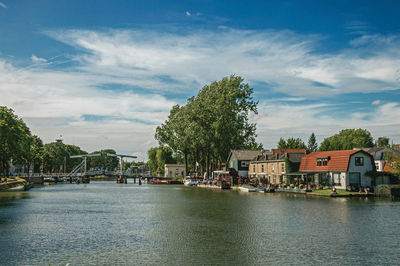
left=239, top=186, right=257, bottom=192
left=256, top=187, right=266, bottom=193
left=7, top=185, right=25, bottom=191
left=184, top=178, right=197, bottom=187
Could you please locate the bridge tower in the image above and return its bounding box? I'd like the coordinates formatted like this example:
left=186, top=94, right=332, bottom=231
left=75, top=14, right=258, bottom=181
left=69, top=153, right=101, bottom=183
left=107, top=154, right=137, bottom=184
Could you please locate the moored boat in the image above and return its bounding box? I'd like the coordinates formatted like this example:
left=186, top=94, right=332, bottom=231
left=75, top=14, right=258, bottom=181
left=184, top=178, right=198, bottom=186
left=239, top=186, right=257, bottom=192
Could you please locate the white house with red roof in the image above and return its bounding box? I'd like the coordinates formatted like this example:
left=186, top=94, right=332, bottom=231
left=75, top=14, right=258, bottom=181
left=299, top=150, right=375, bottom=190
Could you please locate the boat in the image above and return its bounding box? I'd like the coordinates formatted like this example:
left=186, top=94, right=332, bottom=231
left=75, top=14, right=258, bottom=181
left=184, top=178, right=198, bottom=187
left=256, top=187, right=266, bottom=193
left=7, top=184, right=25, bottom=191
left=239, top=186, right=257, bottom=192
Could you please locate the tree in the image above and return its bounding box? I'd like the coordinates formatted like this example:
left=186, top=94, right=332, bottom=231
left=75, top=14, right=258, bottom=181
left=0, top=106, right=33, bottom=176
left=319, top=129, right=374, bottom=151
left=376, top=137, right=390, bottom=147
left=43, top=141, right=87, bottom=172
left=147, top=146, right=177, bottom=175
left=277, top=138, right=287, bottom=149
left=88, top=149, right=119, bottom=170
left=307, top=133, right=318, bottom=153
left=277, top=137, right=306, bottom=150
left=155, top=75, right=261, bottom=177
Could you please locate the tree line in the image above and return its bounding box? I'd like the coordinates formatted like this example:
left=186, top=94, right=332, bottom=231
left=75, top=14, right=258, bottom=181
left=278, top=129, right=391, bottom=152
left=0, top=106, right=123, bottom=176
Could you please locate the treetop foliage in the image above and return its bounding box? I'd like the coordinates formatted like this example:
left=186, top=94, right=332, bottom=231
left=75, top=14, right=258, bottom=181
left=155, top=75, right=262, bottom=175
left=318, top=128, right=374, bottom=151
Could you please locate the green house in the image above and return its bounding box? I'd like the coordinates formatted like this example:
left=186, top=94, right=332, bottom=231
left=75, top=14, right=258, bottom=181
left=226, top=150, right=261, bottom=177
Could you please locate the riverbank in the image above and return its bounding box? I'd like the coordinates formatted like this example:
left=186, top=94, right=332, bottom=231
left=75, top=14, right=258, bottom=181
left=0, top=177, right=29, bottom=192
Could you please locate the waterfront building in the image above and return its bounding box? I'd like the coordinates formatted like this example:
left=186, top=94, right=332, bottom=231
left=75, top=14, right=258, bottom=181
left=164, top=164, right=186, bottom=178
left=355, top=147, right=400, bottom=172
left=226, top=150, right=262, bottom=177
left=299, top=150, right=375, bottom=189
left=248, top=149, right=306, bottom=186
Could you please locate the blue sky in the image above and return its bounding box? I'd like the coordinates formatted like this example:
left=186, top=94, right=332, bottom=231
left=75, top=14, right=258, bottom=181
left=1, top=0, right=399, bottom=158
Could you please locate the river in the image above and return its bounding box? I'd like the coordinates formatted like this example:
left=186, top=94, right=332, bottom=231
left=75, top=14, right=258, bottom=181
left=0, top=181, right=399, bottom=265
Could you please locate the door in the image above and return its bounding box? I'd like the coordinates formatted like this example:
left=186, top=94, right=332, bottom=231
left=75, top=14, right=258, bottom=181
left=349, top=172, right=361, bottom=187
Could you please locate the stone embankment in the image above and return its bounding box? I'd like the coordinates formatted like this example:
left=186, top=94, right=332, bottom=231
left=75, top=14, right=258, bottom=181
left=374, top=184, right=400, bottom=198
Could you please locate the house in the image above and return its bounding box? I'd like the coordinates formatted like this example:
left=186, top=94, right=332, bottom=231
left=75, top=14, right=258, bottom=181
left=248, top=149, right=306, bottom=186
left=164, top=164, right=186, bottom=178
left=299, top=150, right=375, bottom=189
left=226, top=150, right=262, bottom=177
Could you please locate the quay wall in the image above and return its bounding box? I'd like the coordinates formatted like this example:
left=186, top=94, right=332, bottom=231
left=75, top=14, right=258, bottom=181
left=374, top=184, right=400, bottom=198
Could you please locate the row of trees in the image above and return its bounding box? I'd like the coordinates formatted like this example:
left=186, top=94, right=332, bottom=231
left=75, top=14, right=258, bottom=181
left=0, top=106, right=42, bottom=176
left=154, top=75, right=262, bottom=177
left=0, top=106, right=122, bottom=176
left=278, top=129, right=392, bottom=153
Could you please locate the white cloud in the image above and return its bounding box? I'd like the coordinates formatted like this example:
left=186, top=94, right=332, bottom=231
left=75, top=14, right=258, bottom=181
left=31, top=54, right=47, bottom=63
left=254, top=100, right=400, bottom=149
left=372, top=100, right=381, bottom=105
left=1, top=27, right=400, bottom=156
left=185, top=11, right=191, bottom=16
left=0, top=58, right=175, bottom=157
left=47, top=28, right=400, bottom=97
left=0, top=2, right=6, bottom=8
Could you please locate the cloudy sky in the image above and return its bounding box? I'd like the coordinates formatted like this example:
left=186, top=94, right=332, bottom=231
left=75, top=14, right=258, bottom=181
left=1, top=0, right=399, bottom=159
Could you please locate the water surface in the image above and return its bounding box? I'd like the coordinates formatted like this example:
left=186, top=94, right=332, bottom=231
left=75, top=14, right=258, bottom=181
left=0, top=181, right=399, bottom=265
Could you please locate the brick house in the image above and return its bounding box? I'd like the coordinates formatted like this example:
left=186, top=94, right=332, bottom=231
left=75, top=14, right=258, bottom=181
left=299, top=150, right=375, bottom=189
left=248, top=149, right=306, bottom=186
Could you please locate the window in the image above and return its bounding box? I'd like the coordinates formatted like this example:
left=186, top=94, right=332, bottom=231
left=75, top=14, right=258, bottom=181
left=281, top=163, right=285, bottom=173
left=317, top=158, right=328, bottom=166
left=271, top=165, right=274, bottom=173
left=355, top=157, right=364, bottom=166
left=333, top=173, right=341, bottom=186
left=253, top=165, right=256, bottom=173
left=261, top=165, right=264, bottom=173
left=241, top=161, right=250, bottom=168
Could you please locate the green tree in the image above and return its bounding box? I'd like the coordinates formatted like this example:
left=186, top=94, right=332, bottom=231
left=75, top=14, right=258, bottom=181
left=43, top=141, right=87, bottom=172
left=376, top=137, right=390, bottom=147
left=307, top=133, right=318, bottom=153
left=0, top=106, right=32, bottom=176
left=319, top=129, right=374, bottom=151
left=277, top=138, right=287, bottom=149
left=88, top=149, right=119, bottom=170
left=147, top=146, right=177, bottom=175
left=156, top=75, right=261, bottom=177
left=277, top=137, right=306, bottom=150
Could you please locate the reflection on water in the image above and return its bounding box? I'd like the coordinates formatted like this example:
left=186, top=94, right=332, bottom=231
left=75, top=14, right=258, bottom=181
left=0, top=191, right=32, bottom=207
left=0, top=182, right=399, bottom=265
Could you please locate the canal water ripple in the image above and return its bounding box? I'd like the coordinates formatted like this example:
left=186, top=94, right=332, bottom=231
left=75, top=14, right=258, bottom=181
left=0, top=181, right=399, bottom=265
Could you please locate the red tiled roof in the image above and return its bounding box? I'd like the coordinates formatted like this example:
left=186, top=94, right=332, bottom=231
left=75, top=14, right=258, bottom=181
left=272, top=149, right=306, bottom=154
left=299, top=150, right=361, bottom=172
left=383, top=161, right=399, bottom=173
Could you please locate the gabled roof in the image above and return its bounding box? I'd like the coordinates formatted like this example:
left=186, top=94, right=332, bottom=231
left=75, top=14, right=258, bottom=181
left=299, top=150, right=371, bottom=172
left=228, top=150, right=261, bottom=161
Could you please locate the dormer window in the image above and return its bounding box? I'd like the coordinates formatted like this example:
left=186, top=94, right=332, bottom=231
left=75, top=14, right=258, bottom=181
left=317, top=157, right=329, bottom=166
